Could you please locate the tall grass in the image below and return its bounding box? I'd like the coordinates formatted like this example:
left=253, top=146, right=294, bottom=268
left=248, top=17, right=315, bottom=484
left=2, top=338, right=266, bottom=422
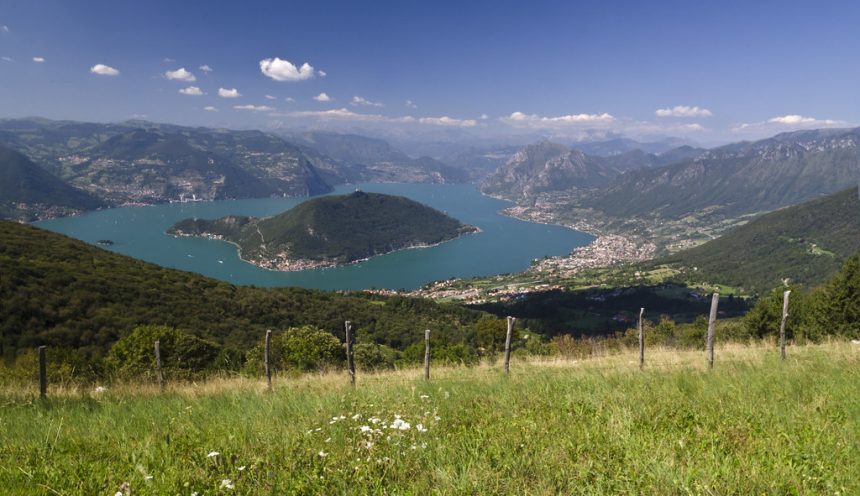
left=1, top=342, right=858, bottom=495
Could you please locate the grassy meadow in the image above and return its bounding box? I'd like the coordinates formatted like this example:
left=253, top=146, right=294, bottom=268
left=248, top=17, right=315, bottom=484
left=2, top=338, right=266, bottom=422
left=1, top=342, right=858, bottom=495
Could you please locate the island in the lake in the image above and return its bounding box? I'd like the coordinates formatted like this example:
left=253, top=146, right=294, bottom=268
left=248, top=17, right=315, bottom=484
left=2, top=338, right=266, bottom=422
left=167, top=191, right=480, bottom=271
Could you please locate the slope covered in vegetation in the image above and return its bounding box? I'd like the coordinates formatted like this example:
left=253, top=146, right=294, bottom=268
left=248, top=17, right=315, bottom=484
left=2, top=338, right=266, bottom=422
left=0, top=221, right=482, bottom=365
left=660, top=187, right=860, bottom=292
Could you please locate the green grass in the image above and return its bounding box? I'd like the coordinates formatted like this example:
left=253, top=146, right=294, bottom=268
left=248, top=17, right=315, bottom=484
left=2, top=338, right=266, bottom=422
left=1, top=342, right=858, bottom=494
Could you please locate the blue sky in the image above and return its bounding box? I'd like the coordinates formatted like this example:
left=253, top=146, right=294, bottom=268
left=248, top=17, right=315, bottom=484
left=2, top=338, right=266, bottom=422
left=1, top=0, right=859, bottom=143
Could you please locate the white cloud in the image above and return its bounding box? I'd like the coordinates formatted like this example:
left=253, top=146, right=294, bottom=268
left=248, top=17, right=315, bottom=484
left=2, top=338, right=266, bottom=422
left=480, top=114, right=489, bottom=120
left=282, top=108, right=476, bottom=127
left=90, top=64, right=120, bottom=76
left=32, top=56, right=45, bottom=63
left=655, top=105, right=712, bottom=118
left=165, top=67, right=196, bottom=82
left=502, top=111, right=615, bottom=128
left=204, top=106, right=218, bottom=112
left=405, top=99, right=417, bottom=109
left=264, top=94, right=276, bottom=100
left=163, top=57, right=176, bottom=63
left=1, top=56, right=13, bottom=63
left=767, top=114, right=829, bottom=125
left=313, top=92, right=331, bottom=102
left=418, top=116, right=477, bottom=127
left=179, top=86, right=204, bottom=96
left=259, top=57, right=315, bottom=81
left=318, top=70, right=327, bottom=77
left=284, top=97, right=295, bottom=103
left=732, top=114, right=847, bottom=134
left=234, top=104, right=275, bottom=112
left=218, top=87, right=241, bottom=98
left=1, top=25, right=8, bottom=33
left=199, top=64, right=213, bottom=73
left=351, top=95, right=383, bottom=107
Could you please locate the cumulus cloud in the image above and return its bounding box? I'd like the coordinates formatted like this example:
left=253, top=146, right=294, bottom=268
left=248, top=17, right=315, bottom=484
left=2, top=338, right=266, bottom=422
left=502, top=111, right=615, bottom=128
left=218, top=87, right=241, bottom=98
left=259, top=57, right=315, bottom=81
left=204, top=106, right=218, bottom=112
left=405, top=99, right=417, bottom=109
left=234, top=104, right=275, bottom=112
left=313, top=92, right=331, bottom=102
left=199, top=64, right=213, bottom=73
left=165, top=67, right=196, bottom=82
left=90, top=63, right=120, bottom=76
left=351, top=95, right=383, bottom=107
left=655, top=105, right=712, bottom=118
left=179, top=86, right=204, bottom=96
left=32, top=56, right=45, bottom=63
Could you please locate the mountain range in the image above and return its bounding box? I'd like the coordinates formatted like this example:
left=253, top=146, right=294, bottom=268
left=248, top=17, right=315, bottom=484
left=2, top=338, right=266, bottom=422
left=0, top=118, right=471, bottom=220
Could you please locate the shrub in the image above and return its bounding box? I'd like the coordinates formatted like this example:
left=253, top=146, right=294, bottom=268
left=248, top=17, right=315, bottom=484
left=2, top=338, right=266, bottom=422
left=354, top=343, right=399, bottom=370
left=245, top=326, right=345, bottom=374
left=106, top=325, right=221, bottom=380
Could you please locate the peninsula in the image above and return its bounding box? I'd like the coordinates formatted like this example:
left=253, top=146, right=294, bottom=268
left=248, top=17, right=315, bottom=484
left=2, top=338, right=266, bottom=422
left=168, top=191, right=479, bottom=271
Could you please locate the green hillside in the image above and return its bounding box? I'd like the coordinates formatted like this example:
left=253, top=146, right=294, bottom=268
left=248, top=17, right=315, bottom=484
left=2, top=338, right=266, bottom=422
left=660, top=187, right=860, bottom=292
left=0, top=144, right=103, bottom=220
left=0, top=221, right=481, bottom=362
left=169, top=191, right=478, bottom=267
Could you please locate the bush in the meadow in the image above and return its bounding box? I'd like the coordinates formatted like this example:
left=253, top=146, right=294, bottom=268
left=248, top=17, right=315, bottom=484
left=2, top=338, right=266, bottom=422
left=106, top=325, right=221, bottom=380
left=245, top=326, right=345, bottom=375
left=354, top=343, right=399, bottom=370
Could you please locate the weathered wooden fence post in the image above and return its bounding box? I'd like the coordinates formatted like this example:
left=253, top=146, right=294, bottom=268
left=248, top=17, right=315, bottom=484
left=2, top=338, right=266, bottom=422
left=503, top=316, right=515, bottom=375
left=345, top=321, right=355, bottom=386
left=424, top=329, right=431, bottom=381
left=706, top=293, right=719, bottom=369
left=264, top=329, right=272, bottom=391
left=638, top=308, right=645, bottom=370
left=779, top=290, right=791, bottom=360
left=38, top=345, right=47, bottom=399
left=154, top=340, right=164, bottom=391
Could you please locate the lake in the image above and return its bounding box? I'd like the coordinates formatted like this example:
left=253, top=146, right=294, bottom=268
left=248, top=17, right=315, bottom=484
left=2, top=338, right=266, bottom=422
left=35, top=183, right=593, bottom=290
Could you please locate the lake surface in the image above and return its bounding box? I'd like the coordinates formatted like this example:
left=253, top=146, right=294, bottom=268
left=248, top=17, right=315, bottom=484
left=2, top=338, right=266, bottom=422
left=35, top=183, right=593, bottom=290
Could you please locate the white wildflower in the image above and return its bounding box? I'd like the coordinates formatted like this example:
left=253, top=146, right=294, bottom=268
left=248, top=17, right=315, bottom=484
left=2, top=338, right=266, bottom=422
left=419, top=394, right=429, bottom=400
left=318, top=451, right=328, bottom=457
left=390, top=418, right=411, bottom=430
left=416, top=423, right=428, bottom=432
left=324, top=437, right=331, bottom=443
left=359, top=425, right=372, bottom=433
left=351, top=414, right=361, bottom=420
left=206, top=451, right=220, bottom=458
left=434, top=416, right=441, bottom=421
left=237, top=466, right=246, bottom=471
left=95, top=386, right=107, bottom=394
left=220, top=479, right=234, bottom=489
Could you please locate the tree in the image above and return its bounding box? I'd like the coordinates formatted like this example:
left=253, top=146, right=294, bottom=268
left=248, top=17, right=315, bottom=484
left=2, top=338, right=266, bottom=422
left=473, top=317, right=518, bottom=355
left=245, top=326, right=345, bottom=374
left=811, top=253, right=860, bottom=338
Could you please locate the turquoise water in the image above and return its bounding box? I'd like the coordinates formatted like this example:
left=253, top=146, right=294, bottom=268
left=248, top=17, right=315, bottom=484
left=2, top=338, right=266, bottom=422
left=35, top=183, right=593, bottom=290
